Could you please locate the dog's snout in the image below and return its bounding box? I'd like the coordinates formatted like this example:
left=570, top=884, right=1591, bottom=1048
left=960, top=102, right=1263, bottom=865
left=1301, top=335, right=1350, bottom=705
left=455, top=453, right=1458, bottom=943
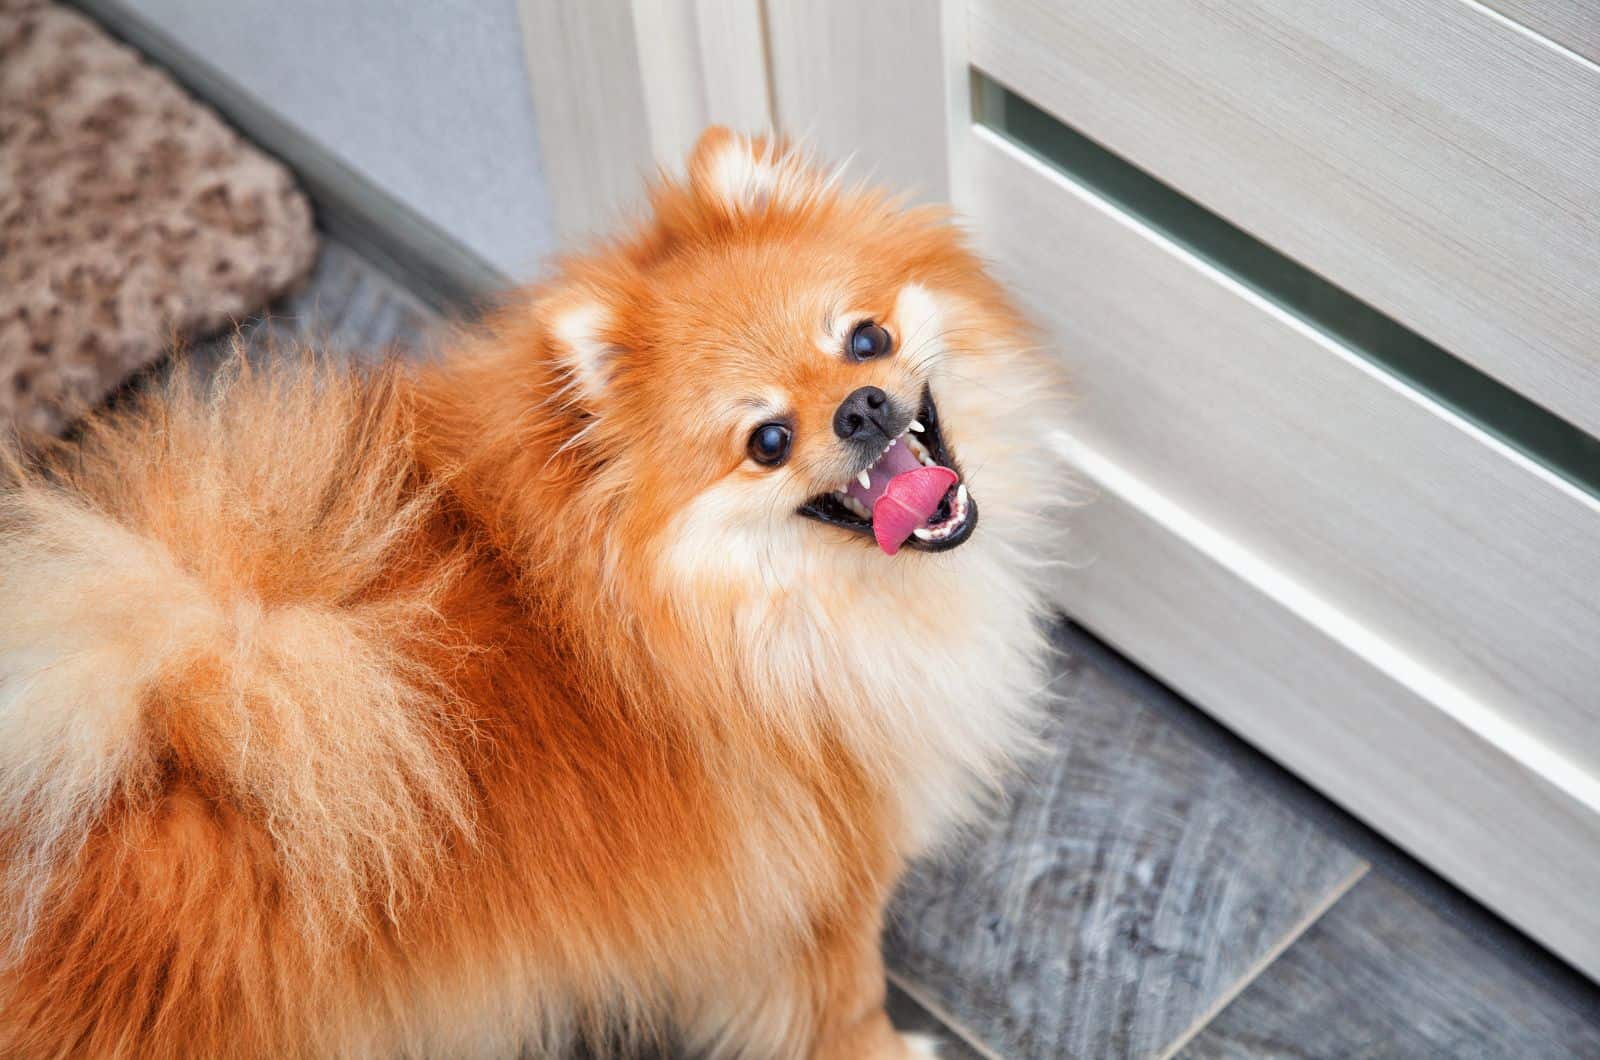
left=833, top=386, right=889, bottom=440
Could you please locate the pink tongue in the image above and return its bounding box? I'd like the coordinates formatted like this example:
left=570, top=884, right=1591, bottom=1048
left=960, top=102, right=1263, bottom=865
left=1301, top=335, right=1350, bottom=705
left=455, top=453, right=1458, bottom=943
left=870, top=466, right=958, bottom=554
left=842, top=442, right=958, bottom=555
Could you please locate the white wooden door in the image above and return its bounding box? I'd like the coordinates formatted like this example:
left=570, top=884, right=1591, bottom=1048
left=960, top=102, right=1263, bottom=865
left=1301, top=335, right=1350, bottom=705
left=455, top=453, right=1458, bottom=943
left=520, top=0, right=1600, bottom=983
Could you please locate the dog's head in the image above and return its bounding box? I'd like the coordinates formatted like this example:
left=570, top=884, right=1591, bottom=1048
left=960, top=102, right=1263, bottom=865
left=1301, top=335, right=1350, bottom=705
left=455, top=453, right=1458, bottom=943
left=422, top=127, right=1068, bottom=839
left=504, top=128, right=1063, bottom=608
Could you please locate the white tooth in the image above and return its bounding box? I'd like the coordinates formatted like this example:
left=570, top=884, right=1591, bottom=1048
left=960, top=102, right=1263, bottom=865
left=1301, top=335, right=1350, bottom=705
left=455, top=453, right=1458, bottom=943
left=858, top=469, right=872, bottom=489
left=913, top=528, right=933, bottom=540
left=909, top=420, right=925, bottom=432
left=957, top=484, right=968, bottom=506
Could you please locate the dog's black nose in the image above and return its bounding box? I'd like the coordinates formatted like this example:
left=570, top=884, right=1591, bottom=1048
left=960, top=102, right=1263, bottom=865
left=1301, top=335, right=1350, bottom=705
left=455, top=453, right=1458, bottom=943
left=833, top=386, right=889, bottom=440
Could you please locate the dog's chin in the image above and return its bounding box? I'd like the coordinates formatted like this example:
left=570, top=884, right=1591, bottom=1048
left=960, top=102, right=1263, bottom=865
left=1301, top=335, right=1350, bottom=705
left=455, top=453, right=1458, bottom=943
left=796, top=385, right=978, bottom=554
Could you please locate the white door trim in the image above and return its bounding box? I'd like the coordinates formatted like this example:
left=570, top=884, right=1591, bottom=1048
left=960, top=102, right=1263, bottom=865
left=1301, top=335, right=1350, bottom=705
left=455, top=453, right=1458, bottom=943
left=517, top=0, right=774, bottom=244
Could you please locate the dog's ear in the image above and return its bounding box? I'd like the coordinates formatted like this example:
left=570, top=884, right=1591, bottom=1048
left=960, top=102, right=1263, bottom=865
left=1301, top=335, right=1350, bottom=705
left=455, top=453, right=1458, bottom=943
left=687, top=126, right=829, bottom=215
left=535, top=285, right=619, bottom=408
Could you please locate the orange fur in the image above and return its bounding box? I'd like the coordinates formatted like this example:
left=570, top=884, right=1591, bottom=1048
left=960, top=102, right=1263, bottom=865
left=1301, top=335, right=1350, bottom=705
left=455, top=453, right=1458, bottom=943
left=0, top=129, right=1067, bottom=1058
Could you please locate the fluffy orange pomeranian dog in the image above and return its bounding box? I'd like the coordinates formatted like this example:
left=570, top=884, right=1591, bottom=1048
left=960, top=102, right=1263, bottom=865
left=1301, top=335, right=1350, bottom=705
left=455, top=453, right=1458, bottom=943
left=0, top=129, right=1064, bottom=1058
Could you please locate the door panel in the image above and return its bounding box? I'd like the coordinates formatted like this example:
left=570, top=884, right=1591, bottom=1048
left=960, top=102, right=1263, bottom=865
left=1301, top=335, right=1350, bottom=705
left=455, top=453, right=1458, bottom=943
left=970, top=128, right=1600, bottom=771
left=970, top=0, right=1600, bottom=438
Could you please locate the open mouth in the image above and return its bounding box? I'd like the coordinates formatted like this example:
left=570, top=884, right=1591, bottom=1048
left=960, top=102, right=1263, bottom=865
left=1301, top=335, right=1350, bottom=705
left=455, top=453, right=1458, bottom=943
left=797, top=386, right=978, bottom=555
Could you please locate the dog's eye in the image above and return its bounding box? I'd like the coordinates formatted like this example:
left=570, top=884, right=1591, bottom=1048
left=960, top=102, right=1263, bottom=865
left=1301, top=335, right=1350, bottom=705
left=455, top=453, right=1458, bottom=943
left=748, top=422, right=792, bottom=466
left=848, top=321, right=893, bottom=361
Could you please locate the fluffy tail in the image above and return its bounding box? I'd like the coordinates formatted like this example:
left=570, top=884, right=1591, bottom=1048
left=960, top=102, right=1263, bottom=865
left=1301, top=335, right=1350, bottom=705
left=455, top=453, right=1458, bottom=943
left=0, top=357, right=476, bottom=1053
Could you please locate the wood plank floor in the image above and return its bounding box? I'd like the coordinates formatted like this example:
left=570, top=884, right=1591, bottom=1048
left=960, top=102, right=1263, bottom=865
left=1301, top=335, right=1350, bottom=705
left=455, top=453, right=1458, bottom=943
left=883, top=624, right=1366, bottom=1058
left=1180, top=872, right=1600, bottom=1059
left=190, top=240, right=441, bottom=364
left=170, top=238, right=1600, bottom=1058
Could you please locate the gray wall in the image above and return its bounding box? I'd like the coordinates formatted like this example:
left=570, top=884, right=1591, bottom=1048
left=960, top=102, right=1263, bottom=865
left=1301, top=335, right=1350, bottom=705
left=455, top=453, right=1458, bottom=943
left=122, top=0, right=555, bottom=278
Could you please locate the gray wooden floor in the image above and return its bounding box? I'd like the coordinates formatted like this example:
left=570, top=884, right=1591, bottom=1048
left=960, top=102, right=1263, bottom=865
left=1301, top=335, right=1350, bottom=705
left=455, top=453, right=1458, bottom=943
left=180, top=241, right=1600, bottom=1059
left=184, top=240, right=441, bottom=370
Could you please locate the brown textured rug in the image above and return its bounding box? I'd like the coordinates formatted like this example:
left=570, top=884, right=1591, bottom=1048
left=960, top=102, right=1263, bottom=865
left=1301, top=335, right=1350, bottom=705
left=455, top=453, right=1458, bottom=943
left=0, top=0, right=318, bottom=436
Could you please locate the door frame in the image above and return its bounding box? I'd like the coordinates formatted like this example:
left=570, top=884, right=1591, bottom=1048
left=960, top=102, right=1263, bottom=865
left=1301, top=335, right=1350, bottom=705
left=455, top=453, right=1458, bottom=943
left=518, top=0, right=969, bottom=242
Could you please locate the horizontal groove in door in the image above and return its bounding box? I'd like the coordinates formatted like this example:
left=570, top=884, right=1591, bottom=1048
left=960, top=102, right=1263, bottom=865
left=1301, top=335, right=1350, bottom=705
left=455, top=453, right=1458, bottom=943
left=1482, top=0, right=1600, bottom=65
left=966, top=126, right=1600, bottom=775
left=975, top=73, right=1600, bottom=501
left=969, top=0, right=1600, bottom=442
